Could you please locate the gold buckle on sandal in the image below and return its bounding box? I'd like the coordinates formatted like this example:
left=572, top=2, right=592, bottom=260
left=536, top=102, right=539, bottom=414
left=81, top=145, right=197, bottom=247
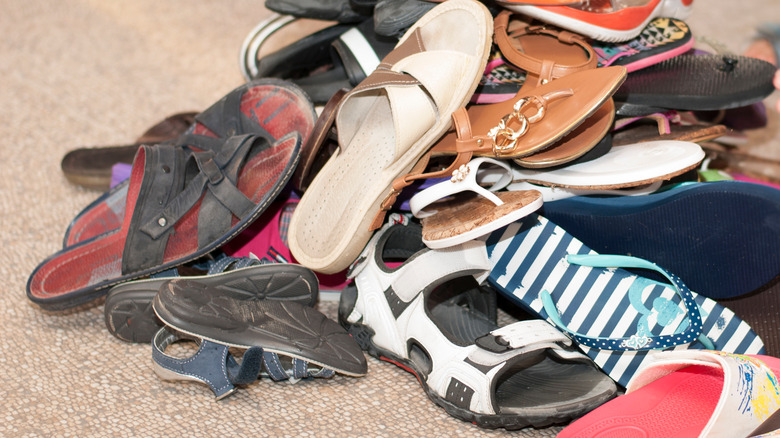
left=487, top=96, right=546, bottom=156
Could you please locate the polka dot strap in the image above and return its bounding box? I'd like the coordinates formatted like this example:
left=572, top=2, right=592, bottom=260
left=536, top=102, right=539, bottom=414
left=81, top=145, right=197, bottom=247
left=540, top=254, right=706, bottom=351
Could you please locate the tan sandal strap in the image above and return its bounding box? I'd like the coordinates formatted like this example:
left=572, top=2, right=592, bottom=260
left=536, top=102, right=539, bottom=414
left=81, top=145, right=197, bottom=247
left=293, top=88, right=348, bottom=192
left=493, top=10, right=597, bottom=84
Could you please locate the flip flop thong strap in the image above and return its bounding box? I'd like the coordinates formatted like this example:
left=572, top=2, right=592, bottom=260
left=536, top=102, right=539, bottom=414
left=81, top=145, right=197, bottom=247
left=540, top=254, right=710, bottom=351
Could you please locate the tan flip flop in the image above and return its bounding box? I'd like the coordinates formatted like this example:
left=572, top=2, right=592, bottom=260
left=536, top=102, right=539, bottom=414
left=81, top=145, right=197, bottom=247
left=612, top=112, right=730, bottom=146
left=287, top=0, right=494, bottom=274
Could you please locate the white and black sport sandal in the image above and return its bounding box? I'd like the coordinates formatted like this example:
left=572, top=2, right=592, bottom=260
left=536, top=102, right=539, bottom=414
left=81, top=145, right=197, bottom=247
left=338, top=217, right=617, bottom=430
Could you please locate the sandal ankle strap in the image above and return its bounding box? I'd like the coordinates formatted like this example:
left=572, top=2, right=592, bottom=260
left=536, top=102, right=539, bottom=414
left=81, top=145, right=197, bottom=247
left=152, top=327, right=263, bottom=400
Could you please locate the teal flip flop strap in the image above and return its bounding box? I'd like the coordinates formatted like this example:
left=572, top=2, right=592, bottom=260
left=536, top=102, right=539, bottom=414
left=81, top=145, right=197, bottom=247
left=541, top=254, right=713, bottom=351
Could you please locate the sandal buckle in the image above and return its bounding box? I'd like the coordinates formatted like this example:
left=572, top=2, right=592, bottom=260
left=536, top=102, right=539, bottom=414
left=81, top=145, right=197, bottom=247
left=487, top=96, right=546, bottom=156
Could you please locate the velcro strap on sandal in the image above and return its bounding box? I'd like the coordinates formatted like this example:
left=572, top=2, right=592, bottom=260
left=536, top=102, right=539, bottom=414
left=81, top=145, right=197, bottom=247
left=151, top=327, right=263, bottom=400
left=475, top=319, right=571, bottom=353
left=261, top=351, right=335, bottom=382
left=390, top=239, right=490, bottom=302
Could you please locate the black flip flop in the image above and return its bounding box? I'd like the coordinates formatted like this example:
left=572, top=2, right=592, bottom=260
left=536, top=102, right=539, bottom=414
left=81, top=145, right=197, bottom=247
left=613, top=52, right=777, bottom=110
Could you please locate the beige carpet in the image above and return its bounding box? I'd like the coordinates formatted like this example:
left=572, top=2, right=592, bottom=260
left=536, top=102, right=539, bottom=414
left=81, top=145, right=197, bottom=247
left=2, top=1, right=779, bottom=436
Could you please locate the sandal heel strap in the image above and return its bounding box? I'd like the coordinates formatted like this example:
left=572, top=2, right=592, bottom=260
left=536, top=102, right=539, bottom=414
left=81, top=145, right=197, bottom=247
left=151, top=327, right=263, bottom=400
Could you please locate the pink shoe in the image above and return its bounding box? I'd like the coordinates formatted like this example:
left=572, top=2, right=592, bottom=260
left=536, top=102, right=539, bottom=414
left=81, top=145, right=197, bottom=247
left=222, top=190, right=349, bottom=292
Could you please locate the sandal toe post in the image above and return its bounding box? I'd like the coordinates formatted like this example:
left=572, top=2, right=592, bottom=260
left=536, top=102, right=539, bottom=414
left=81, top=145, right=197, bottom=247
left=409, top=157, right=543, bottom=249
left=339, top=219, right=616, bottom=429
left=287, top=0, right=493, bottom=274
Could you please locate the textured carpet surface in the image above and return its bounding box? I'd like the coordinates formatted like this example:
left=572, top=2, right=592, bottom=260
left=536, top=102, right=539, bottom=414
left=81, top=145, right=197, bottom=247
left=1, top=1, right=778, bottom=436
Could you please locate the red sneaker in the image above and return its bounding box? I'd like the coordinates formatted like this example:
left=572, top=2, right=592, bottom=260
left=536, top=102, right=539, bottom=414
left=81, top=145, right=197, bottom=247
left=498, top=0, right=694, bottom=42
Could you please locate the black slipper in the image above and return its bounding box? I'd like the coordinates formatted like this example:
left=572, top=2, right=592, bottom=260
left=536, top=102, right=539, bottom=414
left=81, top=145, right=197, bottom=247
left=264, top=0, right=368, bottom=23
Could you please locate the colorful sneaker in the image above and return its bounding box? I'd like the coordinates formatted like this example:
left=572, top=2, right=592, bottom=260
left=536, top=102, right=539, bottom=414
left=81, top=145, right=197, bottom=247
left=497, top=0, right=694, bottom=43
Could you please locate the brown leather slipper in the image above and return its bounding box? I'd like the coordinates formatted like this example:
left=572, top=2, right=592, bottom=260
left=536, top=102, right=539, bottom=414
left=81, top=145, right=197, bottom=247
left=60, top=112, right=197, bottom=191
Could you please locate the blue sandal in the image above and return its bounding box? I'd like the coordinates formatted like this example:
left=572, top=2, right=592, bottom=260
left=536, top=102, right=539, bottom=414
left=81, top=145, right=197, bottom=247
left=151, top=278, right=366, bottom=399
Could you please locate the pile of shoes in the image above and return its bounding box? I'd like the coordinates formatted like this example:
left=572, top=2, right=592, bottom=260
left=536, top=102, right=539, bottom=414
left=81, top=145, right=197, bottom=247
left=30, top=0, right=780, bottom=435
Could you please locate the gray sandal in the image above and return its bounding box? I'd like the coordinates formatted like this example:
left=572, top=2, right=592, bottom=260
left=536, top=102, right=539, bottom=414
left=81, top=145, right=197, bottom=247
left=104, top=254, right=319, bottom=343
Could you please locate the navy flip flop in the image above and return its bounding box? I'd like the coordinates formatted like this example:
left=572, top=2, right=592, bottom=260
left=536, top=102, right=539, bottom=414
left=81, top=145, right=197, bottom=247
left=539, top=181, right=780, bottom=300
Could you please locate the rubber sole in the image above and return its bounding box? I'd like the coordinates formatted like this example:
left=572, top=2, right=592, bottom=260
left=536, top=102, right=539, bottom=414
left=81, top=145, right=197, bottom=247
left=154, top=278, right=367, bottom=376
left=500, top=0, right=692, bottom=43
left=104, top=263, right=319, bottom=343
left=541, top=181, right=780, bottom=300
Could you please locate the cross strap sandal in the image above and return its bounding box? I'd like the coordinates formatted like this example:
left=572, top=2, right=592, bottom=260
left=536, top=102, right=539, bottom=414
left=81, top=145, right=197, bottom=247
left=62, top=79, right=317, bottom=249
left=104, top=254, right=319, bottom=343
left=29, top=81, right=314, bottom=311
left=339, top=218, right=617, bottom=429
left=151, top=278, right=367, bottom=398
left=287, top=0, right=494, bottom=274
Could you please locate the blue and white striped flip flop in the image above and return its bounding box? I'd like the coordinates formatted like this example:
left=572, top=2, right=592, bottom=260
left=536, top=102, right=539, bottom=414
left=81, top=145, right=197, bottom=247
left=485, top=213, right=765, bottom=387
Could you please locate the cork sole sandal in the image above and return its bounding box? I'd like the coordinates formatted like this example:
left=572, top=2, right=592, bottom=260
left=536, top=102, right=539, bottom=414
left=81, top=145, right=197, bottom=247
left=409, top=157, right=543, bottom=249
